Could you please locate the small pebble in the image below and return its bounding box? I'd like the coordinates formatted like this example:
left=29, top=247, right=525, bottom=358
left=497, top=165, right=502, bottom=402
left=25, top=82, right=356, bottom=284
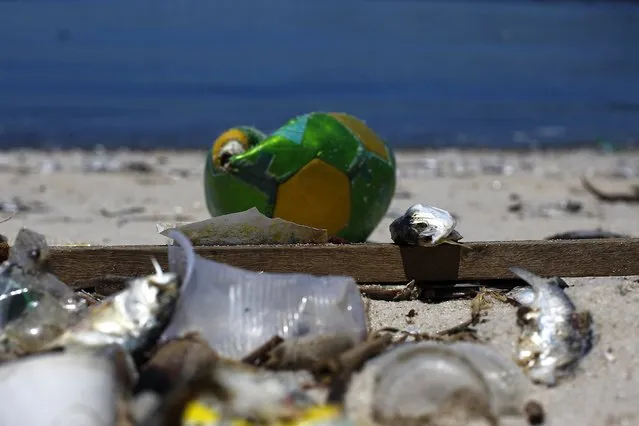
left=604, top=347, right=615, bottom=363
left=525, top=400, right=545, bottom=425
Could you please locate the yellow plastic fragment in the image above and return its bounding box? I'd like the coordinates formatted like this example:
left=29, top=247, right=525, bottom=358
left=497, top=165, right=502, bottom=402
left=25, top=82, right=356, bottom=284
left=182, top=402, right=344, bottom=426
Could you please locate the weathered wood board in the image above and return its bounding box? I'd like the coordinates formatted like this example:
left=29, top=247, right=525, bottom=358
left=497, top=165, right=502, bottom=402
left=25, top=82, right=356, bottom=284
left=2, top=239, right=638, bottom=286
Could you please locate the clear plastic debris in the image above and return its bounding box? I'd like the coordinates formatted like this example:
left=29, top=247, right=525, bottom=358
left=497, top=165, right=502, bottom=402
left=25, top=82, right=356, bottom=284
left=446, top=342, right=531, bottom=416
left=0, top=228, right=87, bottom=354
left=346, top=341, right=530, bottom=425
left=0, top=351, right=117, bottom=426
left=0, top=291, right=79, bottom=354
left=157, top=207, right=329, bottom=245
left=160, top=230, right=367, bottom=359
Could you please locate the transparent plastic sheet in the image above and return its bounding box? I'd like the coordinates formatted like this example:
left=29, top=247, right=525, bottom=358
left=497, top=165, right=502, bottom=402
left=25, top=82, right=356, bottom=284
left=157, top=207, right=329, bottom=245
left=161, top=230, right=367, bottom=359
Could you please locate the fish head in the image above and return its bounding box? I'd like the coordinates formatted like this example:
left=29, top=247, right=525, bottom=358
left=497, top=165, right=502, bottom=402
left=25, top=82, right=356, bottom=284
left=390, top=204, right=459, bottom=246
left=128, top=258, right=180, bottom=311
left=147, top=257, right=180, bottom=297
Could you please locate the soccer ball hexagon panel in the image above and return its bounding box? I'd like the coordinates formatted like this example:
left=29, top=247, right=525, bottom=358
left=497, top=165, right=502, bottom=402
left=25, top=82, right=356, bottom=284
left=204, top=112, right=397, bottom=242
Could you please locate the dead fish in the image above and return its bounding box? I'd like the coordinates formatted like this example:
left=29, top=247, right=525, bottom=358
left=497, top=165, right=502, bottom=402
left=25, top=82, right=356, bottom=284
left=389, top=204, right=464, bottom=247
left=46, top=258, right=180, bottom=356
left=509, top=267, right=594, bottom=386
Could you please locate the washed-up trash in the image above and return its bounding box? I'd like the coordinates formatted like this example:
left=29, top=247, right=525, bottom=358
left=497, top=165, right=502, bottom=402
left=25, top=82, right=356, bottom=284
left=137, top=333, right=218, bottom=394
left=0, top=290, right=81, bottom=355
left=157, top=207, right=329, bottom=245
left=389, top=203, right=464, bottom=246
left=181, top=402, right=353, bottom=426
left=581, top=174, right=639, bottom=203
left=0, top=351, right=118, bottom=426
left=508, top=267, right=594, bottom=386
left=82, top=145, right=156, bottom=174
left=141, top=354, right=332, bottom=425
left=0, top=196, right=51, bottom=214
left=161, top=230, right=367, bottom=360
left=544, top=229, right=632, bottom=240
left=45, top=258, right=180, bottom=356
left=507, top=196, right=594, bottom=219
left=0, top=229, right=87, bottom=355
left=346, top=341, right=530, bottom=426
left=263, top=332, right=358, bottom=372
left=188, top=359, right=318, bottom=422
left=1, top=228, right=81, bottom=306
left=204, top=112, right=397, bottom=242
left=537, top=199, right=584, bottom=217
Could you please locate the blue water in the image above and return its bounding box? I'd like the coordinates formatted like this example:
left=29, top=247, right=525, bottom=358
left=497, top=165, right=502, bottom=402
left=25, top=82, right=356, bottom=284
left=1, top=0, right=639, bottom=149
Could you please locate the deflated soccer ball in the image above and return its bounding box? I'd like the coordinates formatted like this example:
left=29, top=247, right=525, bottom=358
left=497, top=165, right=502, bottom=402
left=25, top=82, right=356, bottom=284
left=204, top=112, right=396, bottom=242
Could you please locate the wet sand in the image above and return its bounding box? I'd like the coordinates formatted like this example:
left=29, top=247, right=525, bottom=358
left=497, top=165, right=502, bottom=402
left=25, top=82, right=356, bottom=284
left=1, top=148, right=638, bottom=425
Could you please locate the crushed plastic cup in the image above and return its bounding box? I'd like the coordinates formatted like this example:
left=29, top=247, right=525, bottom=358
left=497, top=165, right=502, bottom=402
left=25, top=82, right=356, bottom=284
left=346, top=341, right=530, bottom=425
left=161, top=230, right=368, bottom=359
left=0, top=351, right=117, bottom=426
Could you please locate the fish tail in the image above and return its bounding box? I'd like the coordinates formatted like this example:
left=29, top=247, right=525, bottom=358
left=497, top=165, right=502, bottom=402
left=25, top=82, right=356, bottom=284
left=509, top=266, right=547, bottom=289
left=443, top=240, right=473, bottom=250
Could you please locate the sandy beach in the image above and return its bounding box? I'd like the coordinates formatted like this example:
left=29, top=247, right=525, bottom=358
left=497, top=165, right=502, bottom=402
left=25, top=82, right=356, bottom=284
left=1, top=148, right=638, bottom=425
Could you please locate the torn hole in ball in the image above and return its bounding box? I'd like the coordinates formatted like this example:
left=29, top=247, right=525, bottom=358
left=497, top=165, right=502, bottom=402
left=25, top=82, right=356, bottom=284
left=218, top=140, right=246, bottom=169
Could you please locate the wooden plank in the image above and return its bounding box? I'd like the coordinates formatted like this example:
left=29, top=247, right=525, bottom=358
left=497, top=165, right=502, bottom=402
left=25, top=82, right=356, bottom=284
left=2, top=239, right=639, bottom=285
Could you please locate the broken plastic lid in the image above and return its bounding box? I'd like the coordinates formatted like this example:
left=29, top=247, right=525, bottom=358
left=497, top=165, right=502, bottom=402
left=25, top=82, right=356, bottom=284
left=161, top=230, right=368, bottom=359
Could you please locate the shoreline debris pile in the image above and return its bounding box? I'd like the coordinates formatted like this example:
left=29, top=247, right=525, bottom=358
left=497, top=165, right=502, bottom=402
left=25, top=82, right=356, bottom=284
left=0, top=209, right=596, bottom=425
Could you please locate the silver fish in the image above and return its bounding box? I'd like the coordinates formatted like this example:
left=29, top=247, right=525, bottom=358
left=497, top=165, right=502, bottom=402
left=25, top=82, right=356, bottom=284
left=389, top=203, right=463, bottom=246
left=47, top=258, right=180, bottom=354
left=509, top=267, right=593, bottom=386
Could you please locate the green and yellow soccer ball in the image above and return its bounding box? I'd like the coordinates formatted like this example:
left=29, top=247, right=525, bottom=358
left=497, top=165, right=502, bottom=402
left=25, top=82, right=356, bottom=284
left=204, top=112, right=397, bottom=242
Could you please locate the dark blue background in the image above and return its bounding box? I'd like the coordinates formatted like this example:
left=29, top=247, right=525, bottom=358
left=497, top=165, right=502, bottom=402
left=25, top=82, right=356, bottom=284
left=1, top=0, right=638, bottom=149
